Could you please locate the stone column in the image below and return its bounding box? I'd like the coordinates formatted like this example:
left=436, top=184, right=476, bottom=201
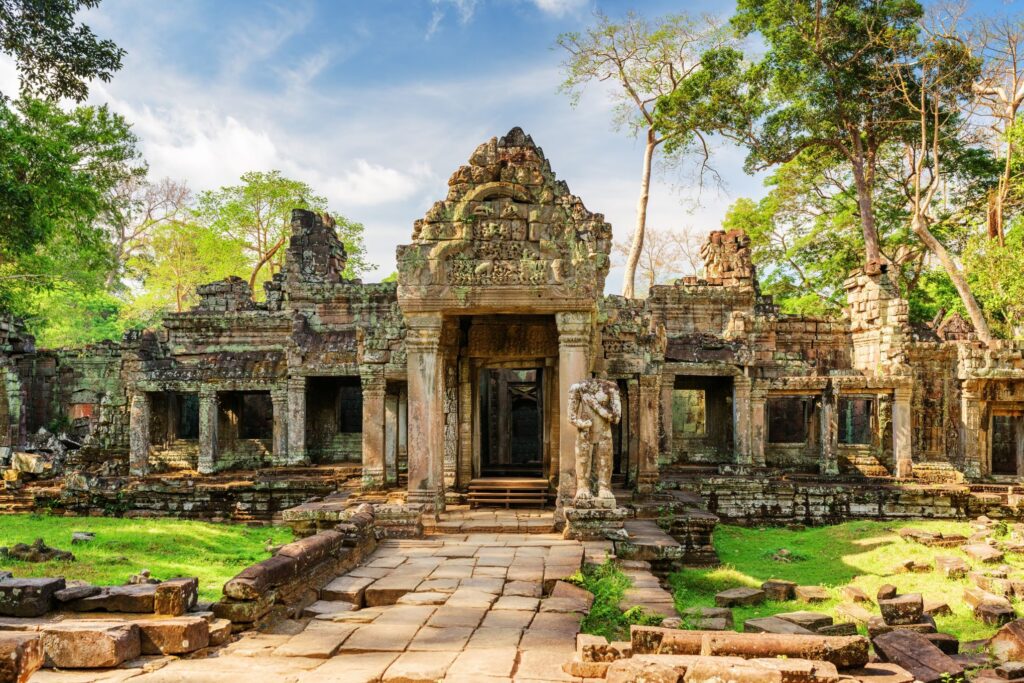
left=287, top=376, right=307, bottom=466
left=961, top=381, right=983, bottom=479
left=636, top=374, right=661, bottom=495
left=457, top=357, right=473, bottom=489
left=750, top=385, right=767, bottom=467
left=819, top=383, right=839, bottom=476
left=556, top=311, right=592, bottom=509
left=733, top=376, right=752, bottom=466
left=129, top=392, right=151, bottom=477
left=660, top=379, right=674, bottom=455
left=361, top=368, right=386, bottom=490
left=198, top=388, right=218, bottom=475
left=893, top=384, right=913, bottom=479
left=385, top=392, right=398, bottom=485
left=270, top=387, right=288, bottom=465
left=398, top=386, right=408, bottom=476
left=406, top=314, right=445, bottom=511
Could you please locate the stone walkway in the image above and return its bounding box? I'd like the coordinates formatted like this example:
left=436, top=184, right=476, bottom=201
left=40, top=533, right=612, bottom=683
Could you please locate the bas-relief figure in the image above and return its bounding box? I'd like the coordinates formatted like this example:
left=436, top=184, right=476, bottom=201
left=568, top=378, right=621, bottom=506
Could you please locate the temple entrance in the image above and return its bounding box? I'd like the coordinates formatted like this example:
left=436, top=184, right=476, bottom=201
left=479, top=367, right=544, bottom=477
left=992, top=412, right=1024, bottom=476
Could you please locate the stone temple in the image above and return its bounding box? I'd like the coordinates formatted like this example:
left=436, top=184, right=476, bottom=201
left=3, top=126, right=1024, bottom=526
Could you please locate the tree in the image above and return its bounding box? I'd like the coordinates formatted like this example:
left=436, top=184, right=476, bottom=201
left=612, top=226, right=700, bottom=297
left=197, top=171, right=370, bottom=292
left=556, top=11, right=731, bottom=299
left=657, top=0, right=925, bottom=269
left=0, top=0, right=124, bottom=102
left=0, top=97, right=144, bottom=323
left=102, top=176, right=191, bottom=289
left=129, top=219, right=247, bottom=317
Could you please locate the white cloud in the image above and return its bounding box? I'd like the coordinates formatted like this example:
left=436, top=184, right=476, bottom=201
left=0, top=55, right=18, bottom=99
left=317, top=160, right=435, bottom=208
left=426, top=0, right=479, bottom=39
left=530, top=0, right=588, bottom=17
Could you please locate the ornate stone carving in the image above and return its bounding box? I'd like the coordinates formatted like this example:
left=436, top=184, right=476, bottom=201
left=700, top=229, right=754, bottom=280
left=568, top=378, right=621, bottom=506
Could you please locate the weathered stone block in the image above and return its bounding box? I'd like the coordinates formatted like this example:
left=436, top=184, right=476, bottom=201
left=879, top=593, right=923, bottom=626
left=0, top=578, right=64, bottom=617
left=135, top=616, right=209, bottom=654
left=0, top=633, right=43, bottom=683
left=154, top=577, right=198, bottom=616
left=40, top=623, right=141, bottom=669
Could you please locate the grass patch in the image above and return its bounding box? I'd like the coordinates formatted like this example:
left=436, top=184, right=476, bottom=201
left=1, top=514, right=293, bottom=601
left=668, top=520, right=1023, bottom=643
left=571, top=559, right=663, bottom=641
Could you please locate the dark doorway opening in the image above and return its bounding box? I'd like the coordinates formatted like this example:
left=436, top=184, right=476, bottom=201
left=992, top=413, right=1023, bottom=475
left=479, top=368, right=543, bottom=477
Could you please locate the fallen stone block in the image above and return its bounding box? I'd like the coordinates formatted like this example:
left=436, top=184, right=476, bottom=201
left=965, top=544, right=1005, bottom=564
left=698, top=631, right=870, bottom=668
left=872, top=630, right=965, bottom=683
left=996, top=661, right=1024, bottom=680
left=991, top=621, right=1024, bottom=663
left=841, top=586, right=872, bottom=604
left=817, top=623, right=858, bottom=636
left=795, top=585, right=829, bottom=603
left=0, top=578, right=64, bottom=618
left=879, top=593, right=923, bottom=626
left=775, top=611, right=834, bottom=632
left=683, top=655, right=839, bottom=683
left=134, top=616, right=209, bottom=655
left=836, top=602, right=874, bottom=624
left=923, top=599, right=952, bottom=617
left=714, top=587, right=765, bottom=607
left=680, top=606, right=733, bottom=629
left=223, top=555, right=298, bottom=600
left=154, top=577, right=198, bottom=616
left=743, top=616, right=816, bottom=635
left=935, top=556, right=970, bottom=579
left=0, top=632, right=43, bottom=683
left=978, top=602, right=1017, bottom=627
left=761, top=579, right=797, bottom=601
left=40, top=622, right=141, bottom=668
left=53, top=584, right=101, bottom=603
left=867, top=616, right=936, bottom=638
left=208, top=618, right=233, bottom=647
left=922, top=632, right=959, bottom=655
left=66, top=584, right=157, bottom=613
left=877, top=584, right=898, bottom=601
left=842, top=663, right=915, bottom=683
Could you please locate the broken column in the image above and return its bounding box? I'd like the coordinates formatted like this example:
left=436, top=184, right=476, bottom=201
left=197, top=388, right=218, bottom=475
left=405, top=314, right=445, bottom=511
left=360, top=367, right=386, bottom=490
left=128, top=392, right=150, bottom=477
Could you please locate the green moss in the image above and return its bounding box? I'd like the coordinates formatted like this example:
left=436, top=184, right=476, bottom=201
left=1, top=514, right=293, bottom=601
left=670, top=520, right=1011, bottom=643
left=572, top=559, right=663, bottom=641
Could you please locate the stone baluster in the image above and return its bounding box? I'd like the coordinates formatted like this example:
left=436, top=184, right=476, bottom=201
left=405, top=314, right=445, bottom=511
left=129, top=392, right=151, bottom=477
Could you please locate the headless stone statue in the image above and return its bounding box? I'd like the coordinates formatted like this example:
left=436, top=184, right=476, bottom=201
left=568, top=378, right=621, bottom=506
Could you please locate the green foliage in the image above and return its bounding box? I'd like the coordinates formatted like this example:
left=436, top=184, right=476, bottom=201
left=962, top=221, right=1024, bottom=338
left=0, top=0, right=125, bottom=102
left=0, top=514, right=293, bottom=601
left=670, top=520, right=1014, bottom=643
left=31, top=286, right=132, bottom=347
left=572, top=558, right=664, bottom=641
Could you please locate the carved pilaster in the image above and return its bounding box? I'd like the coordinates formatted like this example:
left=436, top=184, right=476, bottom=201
left=556, top=311, right=592, bottom=511
left=893, top=383, right=913, bottom=479
left=405, top=315, right=445, bottom=512
left=198, top=388, right=219, bottom=475
left=129, top=392, right=151, bottom=477
left=270, top=387, right=288, bottom=466
left=961, top=381, right=983, bottom=479
left=361, top=367, right=387, bottom=490
left=636, top=374, right=661, bottom=494
left=286, top=376, right=308, bottom=466
left=733, top=376, right=752, bottom=466
left=750, top=384, right=767, bottom=467
left=819, top=382, right=839, bottom=476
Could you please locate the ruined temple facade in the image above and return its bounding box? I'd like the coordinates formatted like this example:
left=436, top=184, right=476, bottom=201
left=3, top=127, right=1024, bottom=514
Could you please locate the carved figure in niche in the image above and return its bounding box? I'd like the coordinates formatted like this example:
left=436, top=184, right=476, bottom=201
left=568, top=378, right=621, bottom=505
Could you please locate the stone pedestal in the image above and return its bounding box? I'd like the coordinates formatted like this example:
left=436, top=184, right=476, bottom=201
left=893, top=384, right=913, bottom=479
left=563, top=502, right=628, bottom=541
left=198, top=389, right=218, bottom=475
left=129, top=393, right=150, bottom=477
left=360, top=369, right=386, bottom=490
left=405, top=315, right=445, bottom=512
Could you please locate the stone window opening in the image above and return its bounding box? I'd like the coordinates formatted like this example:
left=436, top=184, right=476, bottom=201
left=306, top=377, right=362, bottom=464
left=669, top=375, right=733, bottom=464
left=174, top=393, right=199, bottom=440
left=768, top=397, right=809, bottom=444
left=337, top=381, right=362, bottom=434
left=236, top=392, right=273, bottom=440
left=672, top=389, right=706, bottom=436
left=838, top=397, right=874, bottom=446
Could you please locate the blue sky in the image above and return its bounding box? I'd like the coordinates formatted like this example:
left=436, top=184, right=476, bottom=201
left=1, top=0, right=1018, bottom=289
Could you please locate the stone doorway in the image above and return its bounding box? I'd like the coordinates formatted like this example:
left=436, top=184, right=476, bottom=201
left=991, top=412, right=1024, bottom=476
left=479, top=367, right=544, bottom=477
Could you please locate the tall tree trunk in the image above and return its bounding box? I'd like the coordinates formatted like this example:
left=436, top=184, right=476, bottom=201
left=622, top=129, right=657, bottom=299
left=911, top=216, right=993, bottom=343
left=850, top=159, right=882, bottom=266
left=248, top=236, right=286, bottom=292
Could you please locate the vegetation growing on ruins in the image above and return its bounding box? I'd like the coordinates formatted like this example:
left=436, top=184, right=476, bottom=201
left=669, top=520, right=1010, bottom=642
left=572, top=558, right=664, bottom=641
left=0, top=515, right=293, bottom=600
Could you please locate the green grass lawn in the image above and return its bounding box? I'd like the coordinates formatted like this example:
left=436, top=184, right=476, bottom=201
left=669, top=520, right=1018, bottom=643
left=0, top=515, right=293, bottom=601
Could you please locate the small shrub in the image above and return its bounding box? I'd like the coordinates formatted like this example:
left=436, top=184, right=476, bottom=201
left=575, top=559, right=663, bottom=641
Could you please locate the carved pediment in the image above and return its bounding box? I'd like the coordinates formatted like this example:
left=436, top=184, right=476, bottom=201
left=397, top=127, right=611, bottom=307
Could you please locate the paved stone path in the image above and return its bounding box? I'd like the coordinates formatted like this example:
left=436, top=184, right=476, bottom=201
left=40, top=533, right=612, bottom=683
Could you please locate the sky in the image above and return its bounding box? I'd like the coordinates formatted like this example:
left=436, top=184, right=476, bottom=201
left=0, top=0, right=1017, bottom=290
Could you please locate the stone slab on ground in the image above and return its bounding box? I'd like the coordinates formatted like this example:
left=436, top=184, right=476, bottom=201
left=272, top=621, right=358, bottom=658
left=872, top=630, right=965, bottom=683
left=382, top=650, right=458, bottom=683
left=964, top=544, right=1005, bottom=564
left=40, top=622, right=141, bottom=668
left=294, top=652, right=398, bottom=683
left=301, top=600, right=358, bottom=618
left=134, top=616, right=209, bottom=655
left=841, top=586, right=872, bottom=604
left=795, top=585, right=830, bottom=603
left=338, top=624, right=419, bottom=653
left=761, top=579, right=797, bottom=601
left=743, top=616, right=816, bottom=635
left=714, top=587, right=765, bottom=607
left=66, top=585, right=157, bottom=614
left=993, top=621, right=1024, bottom=664
left=320, top=575, right=374, bottom=605
left=879, top=593, right=923, bottom=626
left=935, top=556, right=970, bottom=579
left=0, top=578, right=65, bottom=618
left=0, top=632, right=44, bottom=683
left=774, top=611, right=833, bottom=632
